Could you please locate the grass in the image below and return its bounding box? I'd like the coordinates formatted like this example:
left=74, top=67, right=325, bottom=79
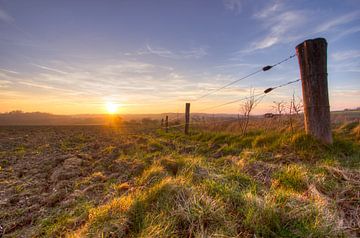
left=273, top=164, right=308, bottom=191
left=38, top=199, right=93, bottom=237
left=1, top=121, right=359, bottom=237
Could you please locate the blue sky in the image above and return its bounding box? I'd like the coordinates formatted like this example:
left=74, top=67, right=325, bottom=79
left=0, top=0, right=359, bottom=114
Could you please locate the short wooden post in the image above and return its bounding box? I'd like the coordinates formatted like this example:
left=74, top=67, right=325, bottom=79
left=161, top=118, right=164, bottom=126
left=165, top=115, right=169, bottom=133
left=296, top=38, right=332, bottom=144
left=185, top=103, right=190, bottom=135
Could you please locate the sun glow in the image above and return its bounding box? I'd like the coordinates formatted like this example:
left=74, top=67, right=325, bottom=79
left=106, top=102, right=119, bottom=114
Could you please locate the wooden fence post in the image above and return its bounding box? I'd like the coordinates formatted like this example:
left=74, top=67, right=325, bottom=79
left=185, top=103, right=190, bottom=135
left=296, top=38, right=333, bottom=144
left=165, top=115, right=169, bottom=133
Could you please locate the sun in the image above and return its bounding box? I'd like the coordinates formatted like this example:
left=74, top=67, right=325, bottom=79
left=106, top=102, right=119, bottom=114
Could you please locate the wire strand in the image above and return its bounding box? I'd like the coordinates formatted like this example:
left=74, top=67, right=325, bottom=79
left=193, top=69, right=263, bottom=101
left=197, top=92, right=265, bottom=112
left=192, top=53, right=296, bottom=101
left=196, top=78, right=301, bottom=113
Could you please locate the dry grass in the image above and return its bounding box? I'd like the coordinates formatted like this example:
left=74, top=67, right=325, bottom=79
left=0, top=119, right=359, bottom=237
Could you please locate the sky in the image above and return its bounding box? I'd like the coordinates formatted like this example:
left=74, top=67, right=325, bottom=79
left=0, top=0, right=359, bottom=115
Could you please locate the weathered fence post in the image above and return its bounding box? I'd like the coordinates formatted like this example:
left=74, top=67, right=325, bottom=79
left=296, top=38, right=333, bottom=144
left=185, top=103, right=190, bottom=135
left=165, top=115, right=169, bottom=133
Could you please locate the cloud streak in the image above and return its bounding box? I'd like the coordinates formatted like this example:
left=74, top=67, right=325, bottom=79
left=223, top=0, right=244, bottom=13
left=332, top=50, right=360, bottom=61
left=315, top=11, right=360, bottom=33
left=31, top=64, right=69, bottom=75
left=247, top=2, right=360, bottom=52
left=0, top=8, right=13, bottom=23
left=250, top=1, right=306, bottom=51
left=126, top=44, right=207, bottom=60
left=0, top=68, right=19, bottom=74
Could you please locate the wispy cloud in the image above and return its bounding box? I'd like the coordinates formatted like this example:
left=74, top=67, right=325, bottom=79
left=223, top=0, right=244, bottom=13
left=31, top=64, right=69, bottom=75
left=246, top=2, right=360, bottom=52
left=0, top=8, right=13, bottom=23
left=253, top=0, right=283, bottom=18
left=251, top=3, right=305, bottom=51
left=332, top=50, right=360, bottom=61
left=20, top=81, right=67, bottom=91
left=214, top=63, right=260, bottom=70
left=329, top=61, right=360, bottom=73
left=0, top=68, right=19, bottom=74
left=0, top=79, right=11, bottom=88
left=101, top=61, right=164, bottom=74
left=126, top=44, right=207, bottom=60
left=315, top=11, right=360, bottom=33
left=2, top=58, right=261, bottom=109
left=1, top=60, right=185, bottom=101
left=331, top=26, right=360, bottom=41
left=331, top=89, right=360, bottom=97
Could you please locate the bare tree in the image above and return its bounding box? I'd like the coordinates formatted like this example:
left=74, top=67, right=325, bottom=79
left=288, top=93, right=295, bottom=132
left=292, top=95, right=303, bottom=116
left=240, top=88, right=257, bottom=135
left=272, top=101, right=286, bottom=115
left=288, top=92, right=303, bottom=132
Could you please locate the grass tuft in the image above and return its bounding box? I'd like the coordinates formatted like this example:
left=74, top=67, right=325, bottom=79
left=273, top=164, right=308, bottom=192
left=136, top=164, right=168, bottom=186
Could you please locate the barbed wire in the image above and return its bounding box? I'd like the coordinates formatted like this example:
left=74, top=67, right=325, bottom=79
left=196, top=92, right=265, bottom=112
left=195, top=78, right=301, bottom=113
left=192, top=53, right=296, bottom=101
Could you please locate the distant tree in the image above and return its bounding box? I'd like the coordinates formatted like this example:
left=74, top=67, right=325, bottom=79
left=288, top=92, right=303, bottom=132
left=240, top=88, right=257, bottom=135
left=291, top=95, right=303, bottom=116
left=272, top=101, right=286, bottom=115
left=9, top=110, right=23, bottom=114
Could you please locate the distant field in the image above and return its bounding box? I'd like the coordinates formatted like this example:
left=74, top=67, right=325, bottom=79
left=0, top=110, right=359, bottom=126
left=332, top=110, right=360, bottom=114
left=332, top=110, right=360, bottom=121
left=0, top=119, right=359, bottom=237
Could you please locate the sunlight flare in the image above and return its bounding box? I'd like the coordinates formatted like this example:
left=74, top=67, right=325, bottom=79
left=106, top=102, right=120, bottom=114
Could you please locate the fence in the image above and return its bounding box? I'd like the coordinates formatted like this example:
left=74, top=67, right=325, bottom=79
left=113, top=38, right=333, bottom=144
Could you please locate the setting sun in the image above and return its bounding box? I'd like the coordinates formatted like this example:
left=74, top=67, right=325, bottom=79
left=106, top=102, right=119, bottom=114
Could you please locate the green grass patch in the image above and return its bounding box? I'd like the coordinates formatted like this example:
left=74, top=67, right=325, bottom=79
left=273, top=164, right=308, bottom=192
